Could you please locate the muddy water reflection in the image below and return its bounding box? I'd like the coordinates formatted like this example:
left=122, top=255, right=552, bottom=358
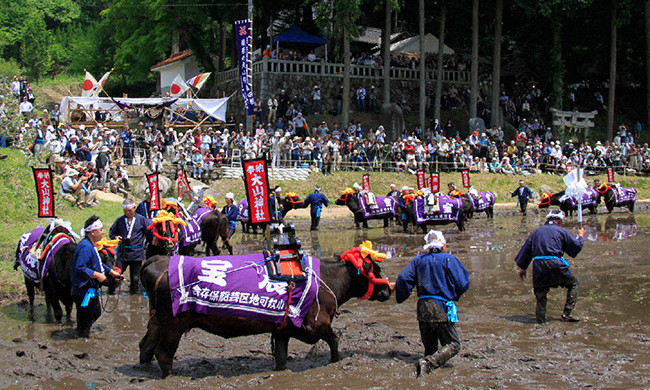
left=0, top=213, right=647, bottom=389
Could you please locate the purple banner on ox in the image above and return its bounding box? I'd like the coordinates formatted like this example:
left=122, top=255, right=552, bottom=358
left=169, top=254, right=320, bottom=328
left=358, top=195, right=397, bottom=219
left=17, top=228, right=43, bottom=283
left=180, top=217, right=202, bottom=247
left=237, top=198, right=249, bottom=222
left=192, top=207, right=213, bottom=225
left=612, top=187, right=636, bottom=206
left=468, top=191, right=495, bottom=212
left=414, top=196, right=462, bottom=225
left=561, top=189, right=600, bottom=209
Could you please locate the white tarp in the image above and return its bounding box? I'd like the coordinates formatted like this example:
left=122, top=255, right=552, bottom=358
left=374, top=33, right=455, bottom=56
left=60, top=96, right=229, bottom=123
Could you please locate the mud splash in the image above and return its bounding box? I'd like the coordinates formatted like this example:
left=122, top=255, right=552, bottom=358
left=0, top=212, right=648, bottom=388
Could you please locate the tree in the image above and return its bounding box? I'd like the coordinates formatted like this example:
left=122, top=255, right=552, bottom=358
left=490, top=0, right=503, bottom=127
left=469, top=0, right=479, bottom=118
left=607, top=0, right=618, bottom=141
left=646, top=0, right=650, bottom=134
left=418, top=0, right=426, bottom=131
left=382, top=0, right=392, bottom=107
left=20, top=12, right=51, bottom=82
left=434, top=0, right=446, bottom=122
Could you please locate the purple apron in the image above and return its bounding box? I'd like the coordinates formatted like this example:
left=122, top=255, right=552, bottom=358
left=237, top=199, right=249, bottom=222
left=358, top=195, right=397, bottom=219
left=192, top=207, right=213, bottom=225
left=468, top=191, right=495, bottom=212
left=168, top=254, right=320, bottom=328
left=413, top=196, right=462, bottom=225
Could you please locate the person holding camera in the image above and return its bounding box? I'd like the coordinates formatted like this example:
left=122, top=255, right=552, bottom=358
left=109, top=199, right=151, bottom=294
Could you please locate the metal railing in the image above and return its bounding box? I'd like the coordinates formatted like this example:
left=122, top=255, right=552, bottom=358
left=214, top=58, right=471, bottom=85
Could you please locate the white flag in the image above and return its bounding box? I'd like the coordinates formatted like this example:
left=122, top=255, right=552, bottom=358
left=169, top=74, right=189, bottom=97
left=92, top=70, right=112, bottom=96
left=81, top=71, right=98, bottom=97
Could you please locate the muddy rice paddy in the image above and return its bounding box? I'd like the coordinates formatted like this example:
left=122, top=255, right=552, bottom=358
left=0, top=209, right=648, bottom=389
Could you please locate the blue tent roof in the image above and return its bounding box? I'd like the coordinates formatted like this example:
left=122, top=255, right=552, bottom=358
left=273, top=25, right=326, bottom=47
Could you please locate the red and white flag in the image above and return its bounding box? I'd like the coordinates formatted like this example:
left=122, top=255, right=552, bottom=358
left=461, top=170, right=470, bottom=188
left=177, top=168, right=191, bottom=199
left=607, top=167, right=614, bottom=182
left=430, top=172, right=440, bottom=193
left=81, top=71, right=99, bottom=97
left=146, top=173, right=161, bottom=211
left=32, top=167, right=55, bottom=218
left=243, top=158, right=271, bottom=224
left=170, top=74, right=189, bottom=97
left=92, top=69, right=112, bottom=96
left=362, top=174, right=370, bottom=191
left=416, top=170, right=425, bottom=190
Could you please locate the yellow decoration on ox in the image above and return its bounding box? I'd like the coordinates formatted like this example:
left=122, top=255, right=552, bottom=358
left=151, top=210, right=187, bottom=226
left=359, top=240, right=387, bottom=262
left=161, top=198, right=179, bottom=209
left=94, top=238, right=120, bottom=251
left=341, top=188, right=354, bottom=195
left=285, top=192, right=299, bottom=198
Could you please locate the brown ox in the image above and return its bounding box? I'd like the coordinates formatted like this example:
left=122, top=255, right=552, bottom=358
left=138, top=254, right=392, bottom=378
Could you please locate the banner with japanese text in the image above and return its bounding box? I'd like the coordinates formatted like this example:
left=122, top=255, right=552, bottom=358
left=177, top=168, right=191, bottom=199
left=430, top=172, right=440, bottom=193
left=146, top=173, right=160, bottom=211
left=243, top=158, right=271, bottom=224
left=416, top=170, right=425, bottom=190
left=32, top=168, right=55, bottom=218
left=607, top=167, right=614, bottom=182
left=362, top=174, right=370, bottom=191
left=461, top=170, right=470, bottom=188
left=235, top=19, right=254, bottom=116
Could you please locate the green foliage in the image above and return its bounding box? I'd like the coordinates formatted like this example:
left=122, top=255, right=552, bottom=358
left=20, top=12, right=52, bottom=81
left=0, top=58, right=23, bottom=78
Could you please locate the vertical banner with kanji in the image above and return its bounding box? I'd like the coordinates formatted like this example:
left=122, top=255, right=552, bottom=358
left=146, top=173, right=160, bottom=211
left=430, top=172, right=440, bottom=193
left=32, top=167, right=55, bottom=218
left=243, top=158, right=271, bottom=224
left=416, top=170, right=425, bottom=190
left=461, top=170, right=470, bottom=188
left=607, top=167, right=614, bottom=182
left=362, top=174, right=370, bottom=191
left=235, top=19, right=254, bottom=116
left=177, top=168, right=191, bottom=199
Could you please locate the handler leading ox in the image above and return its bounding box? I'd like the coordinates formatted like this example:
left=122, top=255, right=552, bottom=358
left=335, top=188, right=396, bottom=229
left=138, top=242, right=392, bottom=378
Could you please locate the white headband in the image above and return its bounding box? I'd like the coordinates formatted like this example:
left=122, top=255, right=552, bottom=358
left=123, top=203, right=136, bottom=210
left=85, top=219, right=103, bottom=232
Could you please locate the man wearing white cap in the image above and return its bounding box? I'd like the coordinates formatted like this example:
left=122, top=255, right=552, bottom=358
left=391, top=230, right=470, bottom=375
left=221, top=192, right=238, bottom=238
left=109, top=198, right=151, bottom=294
left=59, top=168, right=95, bottom=209
left=71, top=215, right=122, bottom=337
left=303, top=185, right=329, bottom=231
left=511, top=180, right=533, bottom=215
left=514, top=210, right=585, bottom=324
left=269, top=186, right=284, bottom=223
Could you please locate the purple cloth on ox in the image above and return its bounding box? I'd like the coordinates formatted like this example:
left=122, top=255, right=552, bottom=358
left=237, top=199, right=249, bottom=221
left=18, top=228, right=73, bottom=283
left=179, top=216, right=202, bottom=247
left=192, top=207, right=213, bottom=225
left=561, top=189, right=600, bottom=209
left=168, top=254, right=320, bottom=328
left=414, top=196, right=462, bottom=225
left=358, top=195, right=397, bottom=219
left=612, top=187, right=636, bottom=206
left=468, top=191, right=495, bottom=212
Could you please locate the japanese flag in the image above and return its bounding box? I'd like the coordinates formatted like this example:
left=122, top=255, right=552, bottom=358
left=81, top=71, right=99, bottom=97
left=170, top=74, right=189, bottom=97
left=92, top=69, right=112, bottom=96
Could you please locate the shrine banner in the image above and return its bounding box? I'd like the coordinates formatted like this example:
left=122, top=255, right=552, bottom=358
left=566, top=166, right=573, bottom=174
left=235, top=19, right=254, bottom=116
left=243, top=158, right=271, bottom=224
left=146, top=173, right=160, bottom=211
left=416, top=170, right=425, bottom=190
left=177, top=168, right=191, bottom=199
left=32, top=168, right=55, bottom=218
left=461, top=170, right=470, bottom=188
left=607, top=167, right=614, bottom=182
left=430, top=172, right=440, bottom=193
left=362, top=174, right=370, bottom=191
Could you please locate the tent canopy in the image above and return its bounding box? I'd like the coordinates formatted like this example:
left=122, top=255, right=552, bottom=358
left=273, top=25, right=327, bottom=50
left=376, top=33, right=455, bottom=56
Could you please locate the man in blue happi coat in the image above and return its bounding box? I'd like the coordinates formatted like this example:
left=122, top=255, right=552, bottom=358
left=303, top=185, right=329, bottom=231
left=512, top=180, right=533, bottom=215
left=269, top=186, right=284, bottom=223
left=135, top=188, right=159, bottom=219
left=515, top=210, right=585, bottom=324
left=222, top=192, right=238, bottom=238
left=109, top=198, right=151, bottom=294
left=72, top=216, right=122, bottom=337
left=392, top=230, right=470, bottom=375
